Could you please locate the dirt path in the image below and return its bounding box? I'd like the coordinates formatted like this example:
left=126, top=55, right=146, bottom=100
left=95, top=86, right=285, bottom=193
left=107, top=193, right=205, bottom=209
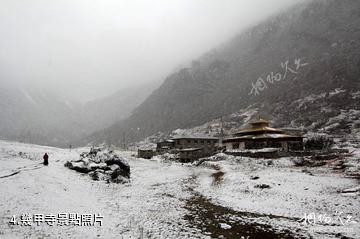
left=0, top=163, right=44, bottom=178
left=181, top=172, right=306, bottom=239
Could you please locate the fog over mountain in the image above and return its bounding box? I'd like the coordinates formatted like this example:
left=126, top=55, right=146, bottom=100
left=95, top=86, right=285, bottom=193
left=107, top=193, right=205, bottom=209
left=0, top=0, right=303, bottom=146
left=87, top=0, right=360, bottom=146
left=0, top=0, right=299, bottom=102
left=0, top=81, right=160, bottom=147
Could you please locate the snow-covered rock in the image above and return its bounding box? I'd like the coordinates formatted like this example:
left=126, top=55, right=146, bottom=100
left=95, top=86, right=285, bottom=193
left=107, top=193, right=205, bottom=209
left=64, top=161, right=91, bottom=173
left=219, top=223, right=232, bottom=230
left=64, top=147, right=130, bottom=183
left=88, top=162, right=108, bottom=170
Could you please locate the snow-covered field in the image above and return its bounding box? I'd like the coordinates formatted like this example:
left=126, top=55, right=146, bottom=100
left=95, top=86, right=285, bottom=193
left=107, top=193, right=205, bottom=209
left=196, top=155, right=360, bottom=238
left=0, top=141, right=209, bottom=238
left=0, top=140, right=359, bottom=239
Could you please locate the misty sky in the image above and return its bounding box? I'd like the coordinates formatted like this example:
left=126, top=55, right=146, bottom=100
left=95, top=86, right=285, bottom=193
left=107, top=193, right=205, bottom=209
left=0, top=0, right=299, bottom=102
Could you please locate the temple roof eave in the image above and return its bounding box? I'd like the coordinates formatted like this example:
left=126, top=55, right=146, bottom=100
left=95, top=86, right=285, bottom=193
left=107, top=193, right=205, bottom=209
left=223, top=134, right=304, bottom=143
left=234, top=126, right=284, bottom=135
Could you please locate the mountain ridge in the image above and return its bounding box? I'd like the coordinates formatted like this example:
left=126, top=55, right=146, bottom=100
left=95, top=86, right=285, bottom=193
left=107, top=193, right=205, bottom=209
left=0, top=81, right=159, bottom=147
left=87, top=0, right=360, bottom=146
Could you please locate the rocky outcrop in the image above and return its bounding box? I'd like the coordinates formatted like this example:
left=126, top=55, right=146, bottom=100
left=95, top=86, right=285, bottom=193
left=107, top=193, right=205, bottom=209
left=64, top=147, right=130, bottom=183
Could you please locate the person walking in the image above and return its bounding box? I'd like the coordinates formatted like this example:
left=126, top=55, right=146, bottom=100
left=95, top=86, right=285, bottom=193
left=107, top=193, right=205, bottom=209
left=43, top=153, right=49, bottom=166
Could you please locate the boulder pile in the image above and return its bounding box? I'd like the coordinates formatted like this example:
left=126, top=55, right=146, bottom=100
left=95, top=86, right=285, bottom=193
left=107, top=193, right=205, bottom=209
left=64, top=147, right=130, bottom=183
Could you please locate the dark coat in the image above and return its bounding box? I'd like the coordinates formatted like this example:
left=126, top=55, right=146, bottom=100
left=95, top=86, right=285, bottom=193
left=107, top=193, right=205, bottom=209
left=43, top=153, right=49, bottom=165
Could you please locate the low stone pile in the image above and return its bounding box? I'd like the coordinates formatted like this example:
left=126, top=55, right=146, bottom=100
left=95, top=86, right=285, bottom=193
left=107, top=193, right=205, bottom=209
left=292, top=157, right=327, bottom=167
left=64, top=147, right=130, bottom=183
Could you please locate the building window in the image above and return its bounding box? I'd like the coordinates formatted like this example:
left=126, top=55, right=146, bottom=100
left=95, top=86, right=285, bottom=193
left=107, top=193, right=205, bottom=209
left=232, top=143, right=239, bottom=149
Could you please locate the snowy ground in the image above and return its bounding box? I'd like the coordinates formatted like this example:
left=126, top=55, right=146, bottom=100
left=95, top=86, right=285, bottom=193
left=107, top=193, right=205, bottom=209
left=0, top=140, right=359, bottom=239
left=196, top=155, right=360, bottom=238
left=0, top=141, right=208, bottom=239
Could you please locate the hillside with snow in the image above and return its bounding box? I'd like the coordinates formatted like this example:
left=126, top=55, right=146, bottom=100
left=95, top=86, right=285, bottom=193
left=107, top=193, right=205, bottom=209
left=88, top=0, right=360, bottom=146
